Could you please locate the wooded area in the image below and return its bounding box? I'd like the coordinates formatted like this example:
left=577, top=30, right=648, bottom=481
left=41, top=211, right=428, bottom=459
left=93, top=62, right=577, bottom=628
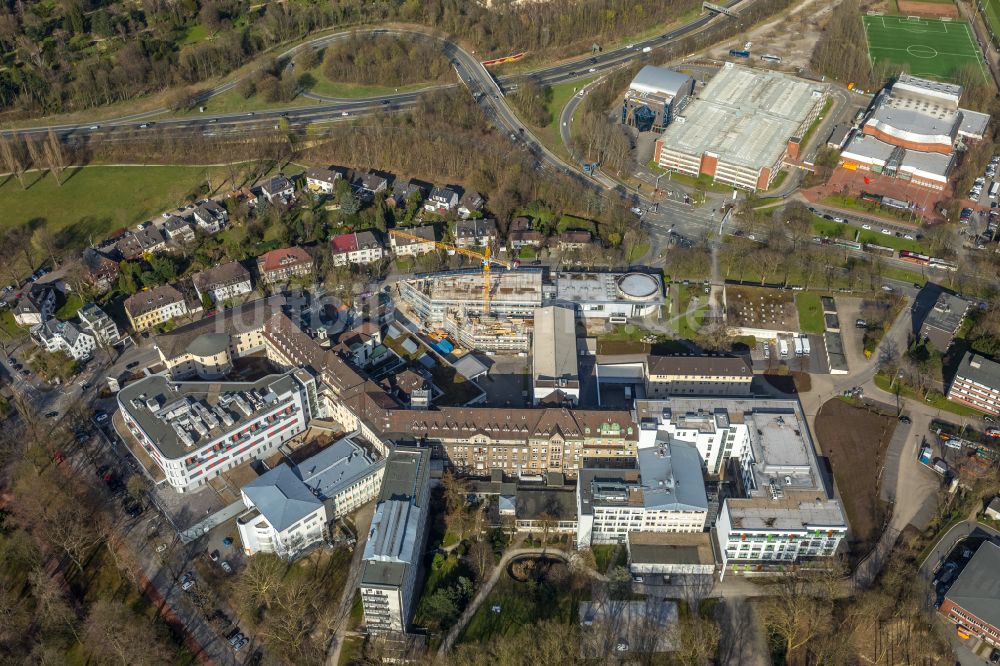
left=320, top=34, right=452, bottom=87
left=0, top=0, right=702, bottom=118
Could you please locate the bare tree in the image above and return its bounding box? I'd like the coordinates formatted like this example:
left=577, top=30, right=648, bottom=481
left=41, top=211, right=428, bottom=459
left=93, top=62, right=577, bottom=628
left=45, top=129, right=65, bottom=185
left=0, top=136, right=27, bottom=189
left=467, top=539, right=494, bottom=583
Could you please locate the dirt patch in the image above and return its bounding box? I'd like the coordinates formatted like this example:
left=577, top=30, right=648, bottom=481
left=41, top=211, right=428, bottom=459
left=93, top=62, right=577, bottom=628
left=726, top=285, right=798, bottom=331
left=896, top=0, right=959, bottom=17
left=814, top=398, right=894, bottom=562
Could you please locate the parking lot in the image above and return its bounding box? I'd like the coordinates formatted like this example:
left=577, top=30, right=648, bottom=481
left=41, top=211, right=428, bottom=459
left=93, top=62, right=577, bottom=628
left=750, top=333, right=828, bottom=373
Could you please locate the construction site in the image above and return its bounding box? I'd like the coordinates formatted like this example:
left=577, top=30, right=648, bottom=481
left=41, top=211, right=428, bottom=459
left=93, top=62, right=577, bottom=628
left=395, top=269, right=664, bottom=354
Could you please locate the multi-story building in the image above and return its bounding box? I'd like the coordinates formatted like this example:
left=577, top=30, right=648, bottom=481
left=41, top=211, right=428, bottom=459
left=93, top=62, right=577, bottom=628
left=256, top=246, right=313, bottom=284
left=940, top=542, right=1000, bottom=646
left=123, top=284, right=188, bottom=332
left=116, top=369, right=317, bottom=493
left=644, top=354, right=753, bottom=397
left=153, top=300, right=280, bottom=380
left=163, top=215, right=195, bottom=242
left=82, top=248, right=119, bottom=293
left=390, top=226, right=438, bottom=257
left=305, top=166, right=343, bottom=194
left=32, top=318, right=96, bottom=360
left=360, top=446, right=431, bottom=634
left=13, top=285, right=55, bottom=327
left=191, top=261, right=253, bottom=304
left=78, top=303, right=120, bottom=346
left=576, top=440, right=708, bottom=548
left=330, top=231, right=385, bottom=266
left=838, top=74, right=990, bottom=192
left=947, top=352, right=1000, bottom=415
left=636, top=397, right=847, bottom=575
left=917, top=289, right=969, bottom=351
left=238, top=433, right=384, bottom=559
left=655, top=64, right=826, bottom=191
left=622, top=65, right=694, bottom=132
left=192, top=200, right=228, bottom=233
left=454, top=218, right=498, bottom=249
left=116, top=225, right=167, bottom=260
left=378, top=405, right=638, bottom=477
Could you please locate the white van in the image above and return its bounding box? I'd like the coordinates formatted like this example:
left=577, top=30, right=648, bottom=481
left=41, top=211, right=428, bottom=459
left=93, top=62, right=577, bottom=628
left=801, top=336, right=811, bottom=356
left=793, top=337, right=804, bottom=357
left=778, top=339, right=789, bottom=357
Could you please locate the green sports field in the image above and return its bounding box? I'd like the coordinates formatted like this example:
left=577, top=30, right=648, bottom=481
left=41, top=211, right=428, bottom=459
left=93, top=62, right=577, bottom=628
left=983, top=0, right=1000, bottom=45
left=863, top=15, right=989, bottom=82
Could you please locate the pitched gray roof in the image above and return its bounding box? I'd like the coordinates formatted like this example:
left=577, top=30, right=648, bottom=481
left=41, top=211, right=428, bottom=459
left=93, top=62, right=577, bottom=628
left=955, top=352, right=1000, bottom=389
left=945, top=541, right=1000, bottom=627
left=243, top=464, right=323, bottom=532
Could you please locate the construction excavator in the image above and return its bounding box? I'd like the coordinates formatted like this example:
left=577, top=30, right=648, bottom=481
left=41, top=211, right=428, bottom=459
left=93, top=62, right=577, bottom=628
left=390, top=229, right=515, bottom=313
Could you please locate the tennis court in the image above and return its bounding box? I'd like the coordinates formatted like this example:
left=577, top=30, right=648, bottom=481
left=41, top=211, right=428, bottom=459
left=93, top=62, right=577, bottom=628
left=863, top=15, right=989, bottom=82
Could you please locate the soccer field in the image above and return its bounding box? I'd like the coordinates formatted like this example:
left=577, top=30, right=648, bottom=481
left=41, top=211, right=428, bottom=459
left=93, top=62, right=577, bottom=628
left=862, top=15, right=989, bottom=82
left=983, top=0, right=1000, bottom=44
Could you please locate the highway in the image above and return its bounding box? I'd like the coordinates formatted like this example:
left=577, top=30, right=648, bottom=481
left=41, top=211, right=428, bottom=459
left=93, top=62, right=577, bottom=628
left=6, top=1, right=741, bottom=139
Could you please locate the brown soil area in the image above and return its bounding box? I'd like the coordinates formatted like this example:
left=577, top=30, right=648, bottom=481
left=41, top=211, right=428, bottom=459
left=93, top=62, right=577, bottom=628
left=896, top=0, right=959, bottom=18
left=814, top=398, right=895, bottom=561
left=725, top=286, right=798, bottom=330
left=762, top=371, right=812, bottom=394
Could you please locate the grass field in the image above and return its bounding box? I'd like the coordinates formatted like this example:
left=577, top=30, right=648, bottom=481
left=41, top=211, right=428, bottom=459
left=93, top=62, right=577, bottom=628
left=811, top=217, right=926, bottom=253
left=0, top=164, right=244, bottom=247
left=795, top=292, right=826, bottom=334
left=863, top=15, right=989, bottom=82
left=984, top=0, right=1000, bottom=44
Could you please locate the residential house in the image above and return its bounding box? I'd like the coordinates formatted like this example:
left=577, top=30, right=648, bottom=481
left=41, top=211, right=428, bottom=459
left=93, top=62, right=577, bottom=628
left=162, top=215, right=195, bottom=243
left=123, top=284, right=188, bottom=332
left=423, top=186, right=460, bottom=215
left=508, top=217, right=545, bottom=249
left=261, top=174, right=295, bottom=204
left=454, top=218, right=498, bottom=249
left=330, top=231, right=385, bottom=267
left=947, top=351, right=1000, bottom=415
left=916, top=288, right=970, bottom=352
left=458, top=191, right=485, bottom=219
left=986, top=497, right=1000, bottom=521
left=191, top=261, right=253, bottom=304
left=556, top=230, right=593, bottom=251
left=390, top=225, right=438, bottom=257
left=13, top=285, right=56, bottom=327
left=192, top=200, right=228, bottom=234
left=336, top=323, right=382, bottom=367
left=32, top=318, right=96, bottom=361
left=81, top=248, right=119, bottom=293
left=305, top=166, right=342, bottom=195
left=388, top=179, right=428, bottom=208
left=77, top=303, right=121, bottom=346
left=117, top=226, right=167, bottom=260
left=256, top=246, right=313, bottom=284
left=356, top=172, right=390, bottom=199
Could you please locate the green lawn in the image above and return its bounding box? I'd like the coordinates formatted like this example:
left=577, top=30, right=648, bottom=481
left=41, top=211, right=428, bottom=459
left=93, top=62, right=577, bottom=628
left=986, top=0, right=1000, bottom=45
left=811, top=217, right=926, bottom=253
left=663, top=169, right=734, bottom=193
left=179, top=24, right=210, bottom=45
left=0, top=164, right=253, bottom=254
left=174, top=87, right=320, bottom=116
left=0, top=309, right=23, bottom=340
left=529, top=76, right=596, bottom=160
left=882, top=265, right=927, bottom=285
left=874, top=373, right=988, bottom=417
left=675, top=284, right=707, bottom=340
left=55, top=293, right=84, bottom=320
left=795, top=292, right=825, bottom=334
left=302, top=67, right=436, bottom=99
left=863, top=16, right=989, bottom=83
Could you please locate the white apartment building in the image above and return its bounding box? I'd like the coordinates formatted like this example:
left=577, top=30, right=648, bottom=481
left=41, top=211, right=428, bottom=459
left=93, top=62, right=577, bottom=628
left=191, top=261, right=252, bottom=305
left=32, top=318, right=96, bottom=361
left=124, top=284, right=188, bottom=332
left=237, top=433, right=384, bottom=559
left=389, top=226, right=437, bottom=257
left=117, top=369, right=317, bottom=493
left=78, top=303, right=120, bottom=346
left=330, top=231, right=385, bottom=267
left=576, top=440, right=708, bottom=549
left=636, top=397, right=847, bottom=575
left=360, top=447, right=431, bottom=634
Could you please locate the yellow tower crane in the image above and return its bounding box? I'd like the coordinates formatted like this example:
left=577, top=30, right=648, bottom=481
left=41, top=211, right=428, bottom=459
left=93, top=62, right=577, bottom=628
left=390, top=229, right=514, bottom=313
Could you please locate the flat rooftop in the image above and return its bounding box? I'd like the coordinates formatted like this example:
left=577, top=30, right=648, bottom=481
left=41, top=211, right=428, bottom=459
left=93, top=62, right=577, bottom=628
left=627, top=531, right=715, bottom=566
left=532, top=305, right=580, bottom=389
left=118, top=370, right=307, bottom=460
left=660, top=64, right=823, bottom=169
left=409, top=269, right=543, bottom=305
left=554, top=271, right=663, bottom=305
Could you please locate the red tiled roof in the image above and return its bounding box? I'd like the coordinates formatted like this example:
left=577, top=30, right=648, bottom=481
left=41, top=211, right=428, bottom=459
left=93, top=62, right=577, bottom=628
left=331, top=233, right=359, bottom=254
left=257, top=246, right=311, bottom=273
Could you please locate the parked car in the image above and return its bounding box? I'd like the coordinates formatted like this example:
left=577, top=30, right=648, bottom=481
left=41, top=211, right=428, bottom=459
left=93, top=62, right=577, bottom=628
left=898, top=415, right=911, bottom=424
left=209, top=550, right=220, bottom=562
left=220, top=560, right=233, bottom=574
left=856, top=319, right=867, bottom=328
left=181, top=578, right=195, bottom=591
